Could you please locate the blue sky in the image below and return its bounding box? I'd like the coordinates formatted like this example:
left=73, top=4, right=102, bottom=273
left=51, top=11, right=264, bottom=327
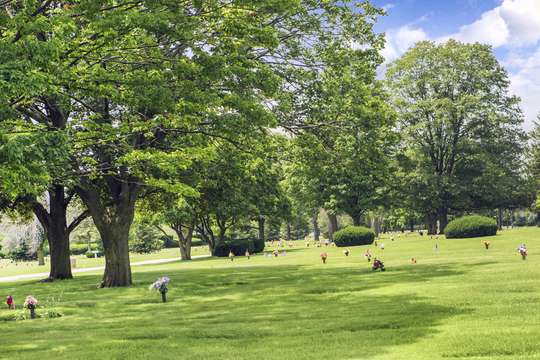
left=371, top=0, right=540, bottom=130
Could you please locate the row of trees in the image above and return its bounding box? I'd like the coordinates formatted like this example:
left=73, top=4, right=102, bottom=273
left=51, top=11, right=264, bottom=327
left=0, top=1, right=536, bottom=287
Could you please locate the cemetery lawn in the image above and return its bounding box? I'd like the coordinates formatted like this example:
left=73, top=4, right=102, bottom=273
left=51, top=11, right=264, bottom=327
left=1, top=227, right=539, bottom=360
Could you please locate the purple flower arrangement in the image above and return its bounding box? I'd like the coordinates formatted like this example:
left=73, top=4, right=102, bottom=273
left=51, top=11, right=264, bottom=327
left=150, top=277, right=170, bottom=302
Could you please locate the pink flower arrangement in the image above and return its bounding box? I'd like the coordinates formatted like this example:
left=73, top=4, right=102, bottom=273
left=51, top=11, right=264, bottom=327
left=24, top=295, right=38, bottom=318
left=24, top=296, right=38, bottom=309
left=320, top=252, right=328, bottom=263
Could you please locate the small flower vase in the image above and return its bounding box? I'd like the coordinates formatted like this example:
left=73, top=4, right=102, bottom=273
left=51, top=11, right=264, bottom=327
left=28, top=304, right=36, bottom=319
left=322, top=257, right=326, bottom=264
left=161, top=291, right=167, bottom=303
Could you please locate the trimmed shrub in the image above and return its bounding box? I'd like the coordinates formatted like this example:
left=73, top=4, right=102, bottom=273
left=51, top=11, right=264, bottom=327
left=333, top=226, right=375, bottom=247
left=85, top=251, right=102, bottom=258
left=213, top=239, right=255, bottom=257
left=253, top=238, right=265, bottom=253
left=71, top=243, right=100, bottom=255
left=161, top=235, right=178, bottom=248
left=444, top=215, right=497, bottom=238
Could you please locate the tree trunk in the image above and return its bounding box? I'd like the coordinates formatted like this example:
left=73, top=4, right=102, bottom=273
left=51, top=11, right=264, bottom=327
left=286, top=223, right=291, bottom=241
left=47, top=186, right=72, bottom=279
left=497, top=208, right=503, bottom=230
left=437, top=208, right=448, bottom=234
left=327, top=212, right=338, bottom=241
left=312, top=213, right=320, bottom=241
left=98, top=222, right=132, bottom=287
left=352, top=214, right=362, bottom=226
left=409, top=218, right=414, bottom=233
left=426, top=214, right=437, bottom=235
left=31, top=186, right=88, bottom=280
left=198, top=217, right=217, bottom=255
left=77, top=181, right=137, bottom=287
left=37, top=242, right=45, bottom=266
left=258, top=216, right=265, bottom=243
left=174, top=224, right=193, bottom=261
left=372, top=217, right=380, bottom=237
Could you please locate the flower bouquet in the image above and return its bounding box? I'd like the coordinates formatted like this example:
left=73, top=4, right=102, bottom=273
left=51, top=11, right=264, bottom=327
left=24, top=296, right=38, bottom=318
left=149, top=276, right=170, bottom=303
left=320, top=252, right=328, bottom=264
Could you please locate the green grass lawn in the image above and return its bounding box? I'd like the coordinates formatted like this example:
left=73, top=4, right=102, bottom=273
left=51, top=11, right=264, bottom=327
left=0, top=227, right=539, bottom=359
left=0, top=246, right=209, bottom=278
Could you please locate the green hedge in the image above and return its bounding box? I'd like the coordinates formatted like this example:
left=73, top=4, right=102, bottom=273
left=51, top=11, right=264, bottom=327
left=214, top=239, right=256, bottom=257
left=253, top=238, right=265, bottom=253
left=162, top=236, right=204, bottom=248
left=444, top=215, right=497, bottom=238
left=71, top=243, right=100, bottom=255
left=333, top=226, right=375, bottom=247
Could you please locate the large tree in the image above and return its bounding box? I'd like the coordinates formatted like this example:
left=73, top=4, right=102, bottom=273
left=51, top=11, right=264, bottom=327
left=0, top=122, right=88, bottom=280
left=386, top=40, right=526, bottom=233
left=530, top=118, right=540, bottom=225
left=0, top=0, right=388, bottom=286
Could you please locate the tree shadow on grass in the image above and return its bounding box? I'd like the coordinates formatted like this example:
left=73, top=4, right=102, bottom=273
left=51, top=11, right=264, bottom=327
left=0, top=261, right=491, bottom=360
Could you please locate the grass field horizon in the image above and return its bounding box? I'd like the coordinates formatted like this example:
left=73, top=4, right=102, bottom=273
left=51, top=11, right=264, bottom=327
left=1, top=227, right=539, bottom=359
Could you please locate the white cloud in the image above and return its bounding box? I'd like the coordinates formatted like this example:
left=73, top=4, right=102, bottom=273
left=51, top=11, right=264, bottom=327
left=379, top=0, right=540, bottom=128
left=382, top=25, right=428, bottom=63
left=499, top=0, right=540, bottom=45
left=443, top=0, right=540, bottom=47
left=442, top=8, right=509, bottom=47
left=509, top=46, right=540, bottom=129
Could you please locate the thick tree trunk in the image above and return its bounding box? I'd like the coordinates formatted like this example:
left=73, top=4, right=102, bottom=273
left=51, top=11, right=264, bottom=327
left=77, top=180, right=137, bottom=287
left=437, top=208, right=448, bottom=234
left=312, top=213, right=320, bottom=242
left=497, top=208, right=503, bottom=230
left=31, top=187, right=88, bottom=280
left=48, top=186, right=72, bottom=279
left=98, top=222, right=132, bottom=287
left=47, top=220, right=72, bottom=279
left=352, top=214, right=362, bottom=226
left=327, top=212, right=338, bottom=241
left=258, top=216, right=265, bottom=243
left=32, top=187, right=73, bottom=280
left=426, top=214, right=437, bottom=235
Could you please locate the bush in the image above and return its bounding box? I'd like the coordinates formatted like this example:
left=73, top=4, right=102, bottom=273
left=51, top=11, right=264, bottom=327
left=71, top=243, right=100, bottom=255
left=333, top=226, right=375, bottom=247
left=161, top=235, right=178, bottom=248
left=85, top=251, right=102, bottom=258
left=444, top=215, right=497, bottom=238
left=253, top=238, right=265, bottom=253
left=129, top=224, right=163, bottom=254
left=7, top=242, right=36, bottom=261
left=213, top=239, right=255, bottom=257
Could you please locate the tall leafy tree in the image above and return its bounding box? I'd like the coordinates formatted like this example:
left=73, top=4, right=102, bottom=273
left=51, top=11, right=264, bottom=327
left=0, top=0, right=388, bottom=286
left=386, top=40, right=526, bottom=233
left=530, top=118, right=540, bottom=225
